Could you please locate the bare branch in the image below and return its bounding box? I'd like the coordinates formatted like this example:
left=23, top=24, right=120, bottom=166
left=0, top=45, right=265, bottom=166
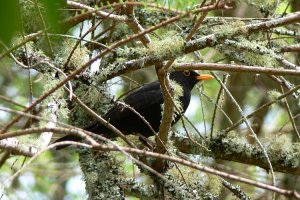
left=174, top=62, right=300, bottom=76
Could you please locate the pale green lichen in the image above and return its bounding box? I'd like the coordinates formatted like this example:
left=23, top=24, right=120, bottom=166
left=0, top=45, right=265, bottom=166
left=170, top=79, right=184, bottom=114
left=168, top=165, right=201, bottom=185
left=115, top=46, right=145, bottom=63
left=167, top=165, right=220, bottom=198
left=36, top=75, right=69, bottom=145
left=247, top=51, right=279, bottom=67
left=69, top=82, right=111, bottom=127
left=78, top=148, right=125, bottom=200
left=12, top=38, right=52, bottom=72
left=98, top=62, right=130, bottom=82
left=268, top=135, right=300, bottom=168
left=143, top=33, right=185, bottom=60
left=226, top=130, right=238, bottom=139
left=292, top=143, right=300, bottom=165
left=205, top=174, right=222, bottom=196
left=212, top=20, right=248, bottom=38
left=217, top=37, right=281, bottom=68
left=54, top=39, right=89, bottom=70
left=12, top=37, right=35, bottom=53
left=237, top=37, right=280, bottom=67
left=268, top=135, right=291, bottom=154
left=222, top=132, right=246, bottom=155
left=267, top=89, right=283, bottom=103
left=115, top=135, right=142, bottom=147
left=111, top=23, right=133, bottom=41
left=293, top=143, right=300, bottom=152
left=40, top=75, right=69, bottom=123
left=160, top=79, right=184, bottom=123
left=99, top=33, right=184, bottom=81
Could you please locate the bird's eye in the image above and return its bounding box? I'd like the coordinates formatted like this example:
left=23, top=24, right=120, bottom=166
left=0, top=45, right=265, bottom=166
left=183, top=70, right=190, bottom=76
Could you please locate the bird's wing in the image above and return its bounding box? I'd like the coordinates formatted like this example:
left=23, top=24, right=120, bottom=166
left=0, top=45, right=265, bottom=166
left=126, top=81, right=161, bottom=98
left=104, top=81, right=163, bottom=120
left=124, top=81, right=162, bottom=107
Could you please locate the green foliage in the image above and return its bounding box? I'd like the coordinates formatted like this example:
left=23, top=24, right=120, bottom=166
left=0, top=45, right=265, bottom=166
left=19, top=0, right=43, bottom=33
left=21, top=0, right=65, bottom=33
left=0, top=0, right=21, bottom=44
left=39, top=0, right=66, bottom=33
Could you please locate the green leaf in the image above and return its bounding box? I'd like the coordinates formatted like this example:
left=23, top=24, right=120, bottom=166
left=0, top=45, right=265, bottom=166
left=39, top=0, right=66, bottom=33
left=0, top=0, right=21, bottom=44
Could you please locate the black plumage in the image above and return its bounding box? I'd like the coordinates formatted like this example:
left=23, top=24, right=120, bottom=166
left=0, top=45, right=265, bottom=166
left=55, top=70, right=213, bottom=148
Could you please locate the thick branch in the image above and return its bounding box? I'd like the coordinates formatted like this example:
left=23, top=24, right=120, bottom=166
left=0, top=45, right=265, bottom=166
left=173, top=134, right=300, bottom=176
left=153, top=67, right=174, bottom=172
left=100, top=11, right=300, bottom=80
left=0, top=138, right=36, bottom=157
left=90, top=144, right=300, bottom=198
left=281, top=44, right=300, bottom=52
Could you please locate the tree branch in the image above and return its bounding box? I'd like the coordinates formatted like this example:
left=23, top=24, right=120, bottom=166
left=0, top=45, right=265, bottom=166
left=174, top=62, right=300, bottom=76
left=173, top=133, right=300, bottom=176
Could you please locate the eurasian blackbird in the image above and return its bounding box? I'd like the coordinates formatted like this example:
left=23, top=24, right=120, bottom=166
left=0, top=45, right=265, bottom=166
left=55, top=70, right=213, bottom=148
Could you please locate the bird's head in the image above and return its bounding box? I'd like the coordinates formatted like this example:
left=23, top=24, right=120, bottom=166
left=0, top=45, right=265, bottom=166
left=170, top=70, right=214, bottom=90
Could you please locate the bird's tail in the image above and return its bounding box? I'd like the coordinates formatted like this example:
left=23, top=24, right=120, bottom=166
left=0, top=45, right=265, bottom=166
left=54, top=122, right=110, bottom=150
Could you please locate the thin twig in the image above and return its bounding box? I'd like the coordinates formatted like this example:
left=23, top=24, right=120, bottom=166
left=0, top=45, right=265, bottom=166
left=0, top=95, right=26, bottom=108
left=280, top=86, right=300, bottom=140
left=210, top=74, right=229, bottom=138
left=92, top=144, right=300, bottom=199
left=0, top=9, right=191, bottom=134
left=64, top=87, right=138, bottom=149
left=224, top=83, right=300, bottom=133
left=33, top=0, right=54, bottom=57
left=174, top=62, right=300, bottom=76
left=212, top=72, right=276, bottom=189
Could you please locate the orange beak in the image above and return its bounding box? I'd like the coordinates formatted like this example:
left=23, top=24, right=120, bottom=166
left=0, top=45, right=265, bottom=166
left=195, top=74, right=214, bottom=81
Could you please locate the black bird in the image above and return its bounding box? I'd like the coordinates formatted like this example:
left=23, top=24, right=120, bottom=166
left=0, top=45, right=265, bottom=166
left=55, top=70, right=213, bottom=148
